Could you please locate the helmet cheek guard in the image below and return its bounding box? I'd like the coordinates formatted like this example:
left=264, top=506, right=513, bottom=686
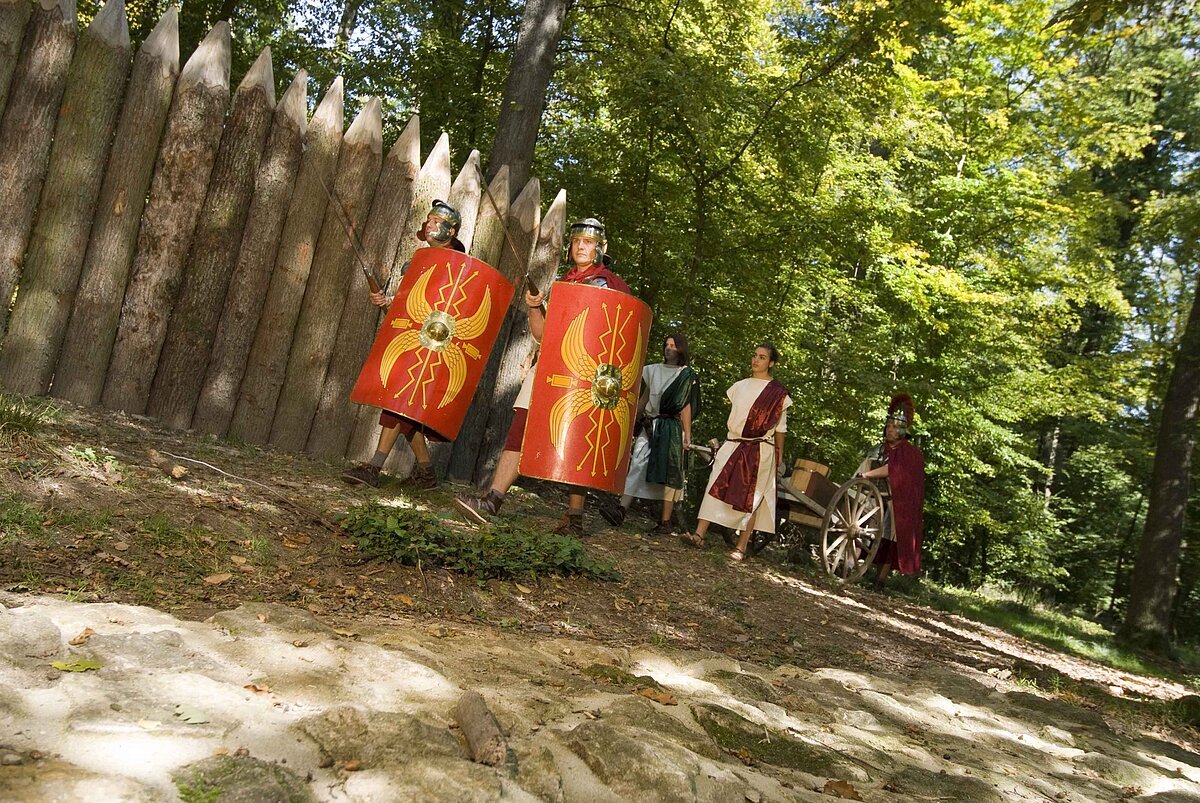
left=418, top=199, right=462, bottom=245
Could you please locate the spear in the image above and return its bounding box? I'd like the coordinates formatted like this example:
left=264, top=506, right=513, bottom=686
left=315, top=170, right=382, bottom=295
left=475, top=162, right=545, bottom=304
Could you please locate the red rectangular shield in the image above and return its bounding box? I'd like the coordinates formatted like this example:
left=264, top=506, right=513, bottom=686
left=350, top=247, right=514, bottom=441
left=519, top=281, right=652, bottom=493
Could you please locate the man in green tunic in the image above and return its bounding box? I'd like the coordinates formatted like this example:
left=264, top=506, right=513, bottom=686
left=600, top=333, right=701, bottom=534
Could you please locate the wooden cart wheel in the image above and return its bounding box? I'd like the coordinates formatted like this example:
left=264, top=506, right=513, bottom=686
left=820, top=477, right=886, bottom=582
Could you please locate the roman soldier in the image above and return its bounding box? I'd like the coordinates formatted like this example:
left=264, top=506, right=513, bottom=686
left=455, top=218, right=631, bottom=535
left=342, top=200, right=466, bottom=489
left=859, top=393, right=926, bottom=591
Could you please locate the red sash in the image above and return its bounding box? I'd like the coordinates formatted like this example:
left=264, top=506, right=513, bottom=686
left=708, top=379, right=788, bottom=512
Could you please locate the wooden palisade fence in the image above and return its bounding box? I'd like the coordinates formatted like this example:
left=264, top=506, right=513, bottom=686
left=0, top=0, right=570, bottom=486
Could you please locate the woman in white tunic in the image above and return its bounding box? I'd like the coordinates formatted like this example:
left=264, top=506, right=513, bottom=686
left=682, top=344, right=791, bottom=561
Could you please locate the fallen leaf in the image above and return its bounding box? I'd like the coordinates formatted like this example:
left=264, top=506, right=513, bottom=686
left=340, top=759, right=362, bottom=772
left=634, top=687, right=677, bottom=706
left=243, top=683, right=272, bottom=694
left=515, top=583, right=534, bottom=594
left=171, top=465, right=188, bottom=479
left=256, top=612, right=269, bottom=622
left=174, top=704, right=210, bottom=724
left=282, top=539, right=302, bottom=549
left=52, top=658, right=101, bottom=672
left=68, top=627, right=96, bottom=646
left=230, top=555, right=248, bottom=565
left=292, top=640, right=309, bottom=648
left=298, top=555, right=320, bottom=566
left=334, top=628, right=359, bottom=639
left=290, top=534, right=312, bottom=545
left=112, top=542, right=129, bottom=552
left=396, top=594, right=414, bottom=606
left=821, top=779, right=863, bottom=800
left=203, top=573, right=232, bottom=585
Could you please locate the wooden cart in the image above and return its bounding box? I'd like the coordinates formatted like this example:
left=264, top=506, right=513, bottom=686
left=772, top=459, right=889, bottom=582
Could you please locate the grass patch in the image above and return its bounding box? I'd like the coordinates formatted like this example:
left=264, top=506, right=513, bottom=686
left=340, top=501, right=620, bottom=582
left=0, top=393, right=59, bottom=448
left=0, top=495, right=47, bottom=544
left=909, top=583, right=1200, bottom=685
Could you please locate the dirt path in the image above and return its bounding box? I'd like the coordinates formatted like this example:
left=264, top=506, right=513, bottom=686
left=2, top=403, right=1198, bottom=800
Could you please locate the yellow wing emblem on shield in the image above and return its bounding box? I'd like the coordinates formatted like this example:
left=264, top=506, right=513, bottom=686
left=549, top=389, right=595, bottom=457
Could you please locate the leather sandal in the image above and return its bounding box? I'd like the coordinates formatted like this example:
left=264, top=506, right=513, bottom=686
left=679, top=532, right=704, bottom=548
left=728, top=549, right=746, bottom=562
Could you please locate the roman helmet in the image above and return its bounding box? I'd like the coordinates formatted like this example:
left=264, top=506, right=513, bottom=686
left=418, top=199, right=465, bottom=251
left=885, top=394, right=915, bottom=439
left=567, top=217, right=610, bottom=267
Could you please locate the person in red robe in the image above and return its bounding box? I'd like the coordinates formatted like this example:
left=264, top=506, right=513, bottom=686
left=859, top=394, right=925, bottom=591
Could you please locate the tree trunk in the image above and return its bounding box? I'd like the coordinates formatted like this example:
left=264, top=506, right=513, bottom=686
left=146, top=47, right=275, bottom=428
left=50, top=7, right=177, bottom=406
left=484, top=0, right=568, bottom=197
left=100, top=22, right=230, bottom=415
left=306, top=114, right=420, bottom=458
left=444, top=164, right=509, bottom=481
left=191, top=70, right=306, bottom=437
left=270, top=98, right=382, bottom=452
left=467, top=177, right=540, bottom=483
left=1121, top=275, right=1200, bottom=650
left=345, top=131, right=450, bottom=464
left=0, top=0, right=33, bottom=119
left=0, top=0, right=128, bottom=395
left=0, top=0, right=76, bottom=336
left=228, top=77, right=342, bottom=444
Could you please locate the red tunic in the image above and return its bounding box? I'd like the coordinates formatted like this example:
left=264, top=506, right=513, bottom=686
left=887, top=439, right=925, bottom=574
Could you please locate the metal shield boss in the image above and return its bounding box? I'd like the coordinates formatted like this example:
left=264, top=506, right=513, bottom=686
left=520, top=282, right=652, bottom=493
left=351, top=248, right=515, bottom=441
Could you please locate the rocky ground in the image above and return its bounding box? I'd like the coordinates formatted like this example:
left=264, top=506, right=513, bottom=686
left=1, top=401, right=1199, bottom=801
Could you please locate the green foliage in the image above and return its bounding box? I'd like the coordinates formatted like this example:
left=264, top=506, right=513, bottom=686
left=0, top=393, right=59, bottom=448
left=340, top=501, right=620, bottom=582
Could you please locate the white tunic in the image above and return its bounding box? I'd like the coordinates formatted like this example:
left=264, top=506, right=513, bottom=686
left=697, top=378, right=791, bottom=534
left=623, top=363, right=688, bottom=501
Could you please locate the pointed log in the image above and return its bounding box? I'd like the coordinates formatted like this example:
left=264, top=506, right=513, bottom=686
left=469, top=165, right=509, bottom=269
left=528, top=189, right=567, bottom=291
left=306, top=114, right=419, bottom=458
left=147, top=47, right=276, bottom=428
left=448, top=149, right=482, bottom=251
left=191, top=69, right=306, bottom=437
left=0, top=0, right=34, bottom=118
left=51, top=6, right=177, bottom=405
left=0, top=0, right=77, bottom=336
left=101, top=21, right=230, bottom=414
left=445, top=165, right=511, bottom=480
left=228, top=76, right=343, bottom=444
left=0, top=0, right=130, bottom=395
left=270, top=96, right=383, bottom=453
left=385, top=131, right=451, bottom=295
left=347, top=130, right=452, bottom=463
left=453, top=176, right=541, bottom=484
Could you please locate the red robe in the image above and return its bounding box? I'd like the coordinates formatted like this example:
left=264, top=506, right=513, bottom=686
left=887, top=439, right=925, bottom=574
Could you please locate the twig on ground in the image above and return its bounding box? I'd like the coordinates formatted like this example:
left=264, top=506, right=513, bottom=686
left=157, top=450, right=340, bottom=534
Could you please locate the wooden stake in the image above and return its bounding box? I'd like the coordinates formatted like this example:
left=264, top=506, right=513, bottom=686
left=101, top=20, right=230, bottom=414
left=0, top=0, right=130, bottom=395
left=192, top=69, right=307, bottom=437
left=271, top=96, right=383, bottom=453
left=148, top=46, right=276, bottom=428
left=308, top=114, right=420, bottom=458
left=0, top=0, right=77, bottom=336
left=51, top=6, right=178, bottom=406
left=229, top=75, right=343, bottom=444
